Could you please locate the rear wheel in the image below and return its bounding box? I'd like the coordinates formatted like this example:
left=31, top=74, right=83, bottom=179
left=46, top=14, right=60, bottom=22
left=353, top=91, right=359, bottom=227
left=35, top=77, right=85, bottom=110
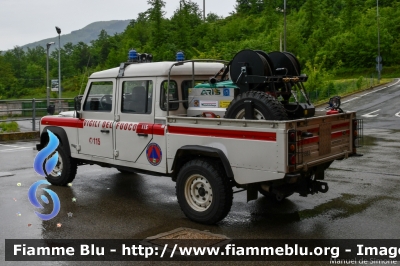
left=45, top=145, right=77, bottom=186
left=225, top=91, right=288, bottom=120
left=176, top=159, right=233, bottom=224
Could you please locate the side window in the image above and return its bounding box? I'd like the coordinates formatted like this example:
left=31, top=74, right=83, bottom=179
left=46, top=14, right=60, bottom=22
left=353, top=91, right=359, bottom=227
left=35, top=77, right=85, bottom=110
left=121, top=80, right=153, bottom=114
left=181, top=80, right=207, bottom=109
left=83, top=81, right=113, bottom=112
left=160, top=80, right=179, bottom=111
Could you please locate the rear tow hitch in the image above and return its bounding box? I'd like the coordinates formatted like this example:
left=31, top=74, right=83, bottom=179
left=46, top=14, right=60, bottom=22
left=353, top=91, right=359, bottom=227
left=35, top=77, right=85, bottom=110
left=313, top=181, right=329, bottom=193
left=299, top=180, right=329, bottom=197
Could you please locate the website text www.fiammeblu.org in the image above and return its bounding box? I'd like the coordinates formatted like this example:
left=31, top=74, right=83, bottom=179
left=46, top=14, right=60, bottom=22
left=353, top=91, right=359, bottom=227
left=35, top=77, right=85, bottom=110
left=5, top=239, right=400, bottom=262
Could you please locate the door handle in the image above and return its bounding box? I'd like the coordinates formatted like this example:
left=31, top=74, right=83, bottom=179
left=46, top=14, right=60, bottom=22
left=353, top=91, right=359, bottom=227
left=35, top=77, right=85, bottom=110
left=137, top=133, right=148, bottom=137
left=101, top=129, right=110, bottom=133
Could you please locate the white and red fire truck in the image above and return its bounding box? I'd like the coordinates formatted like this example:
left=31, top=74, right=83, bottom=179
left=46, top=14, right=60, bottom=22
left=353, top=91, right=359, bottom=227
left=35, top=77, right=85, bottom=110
left=36, top=50, right=362, bottom=224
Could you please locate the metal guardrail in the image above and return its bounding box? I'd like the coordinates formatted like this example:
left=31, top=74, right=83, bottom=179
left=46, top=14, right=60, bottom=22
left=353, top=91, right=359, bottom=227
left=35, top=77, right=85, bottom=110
left=0, top=98, right=75, bottom=131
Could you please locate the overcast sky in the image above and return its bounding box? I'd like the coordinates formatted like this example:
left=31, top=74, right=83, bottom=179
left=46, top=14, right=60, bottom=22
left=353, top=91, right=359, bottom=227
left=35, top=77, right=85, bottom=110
left=0, top=0, right=237, bottom=51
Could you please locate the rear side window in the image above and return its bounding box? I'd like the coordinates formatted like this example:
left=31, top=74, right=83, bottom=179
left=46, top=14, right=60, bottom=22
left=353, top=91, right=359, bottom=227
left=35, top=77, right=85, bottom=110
left=160, top=80, right=179, bottom=111
left=121, top=80, right=153, bottom=114
left=83, top=81, right=113, bottom=112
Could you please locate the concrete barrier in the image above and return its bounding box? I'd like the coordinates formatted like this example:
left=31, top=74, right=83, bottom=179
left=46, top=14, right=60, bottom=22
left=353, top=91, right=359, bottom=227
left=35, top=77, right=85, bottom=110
left=0, top=102, right=23, bottom=116
left=0, top=131, right=39, bottom=142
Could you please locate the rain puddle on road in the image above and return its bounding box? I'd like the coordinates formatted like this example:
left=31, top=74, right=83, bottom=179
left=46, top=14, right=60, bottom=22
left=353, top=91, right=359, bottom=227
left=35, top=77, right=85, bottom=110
left=361, top=135, right=376, bottom=146
left=298, top=194, right=397, bottom=220
left=361, top=129, right=400, bottom=145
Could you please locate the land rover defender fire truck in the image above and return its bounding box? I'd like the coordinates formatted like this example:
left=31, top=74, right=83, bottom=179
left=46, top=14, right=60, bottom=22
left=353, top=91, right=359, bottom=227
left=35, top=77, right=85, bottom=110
left=36, top=50, right=363, bottom=224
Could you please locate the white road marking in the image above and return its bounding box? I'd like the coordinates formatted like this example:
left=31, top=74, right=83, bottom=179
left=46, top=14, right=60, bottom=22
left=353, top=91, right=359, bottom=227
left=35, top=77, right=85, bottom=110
left=0, top=147, right=32, bottom=152
left=341, top=79, right=400, bottom=105
left=360, top=87, right=386, bottom=97
left=342, top=97, right=359, bottom=104
left=362, top=109, right=380, bottom=118
left=0, top=144, right=21, bottom=148
left=395, top=111, right=400, bottom=118
left=0, top=172, right=14, bottom=177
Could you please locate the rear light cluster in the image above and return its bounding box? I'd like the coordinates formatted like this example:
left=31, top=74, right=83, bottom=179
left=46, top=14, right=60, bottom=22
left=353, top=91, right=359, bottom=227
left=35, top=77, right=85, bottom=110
left=352, top=119, right=363, bottom=153
left=288, top=130, right=297, bottom=167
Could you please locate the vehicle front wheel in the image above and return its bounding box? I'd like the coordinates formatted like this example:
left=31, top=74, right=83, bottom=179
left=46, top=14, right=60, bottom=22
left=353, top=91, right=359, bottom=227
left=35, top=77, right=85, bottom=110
left=176, top=159, right=233, bottom=224
left=45, top=145, right=77, bottom=186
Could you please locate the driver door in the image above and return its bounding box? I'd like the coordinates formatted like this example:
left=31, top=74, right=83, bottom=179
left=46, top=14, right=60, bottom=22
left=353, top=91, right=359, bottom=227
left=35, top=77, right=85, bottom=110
left=78, top=79, right=115, bottom=159
left=114, top=79, right=154, bottom=163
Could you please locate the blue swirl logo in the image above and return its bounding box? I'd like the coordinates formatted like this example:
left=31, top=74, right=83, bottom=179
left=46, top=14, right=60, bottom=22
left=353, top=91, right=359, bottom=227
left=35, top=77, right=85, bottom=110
left=28, top=180, right=61, bottom=220
left=30, top=130, right=61, bottom=220
left=33, top=130, right=59, bottom=177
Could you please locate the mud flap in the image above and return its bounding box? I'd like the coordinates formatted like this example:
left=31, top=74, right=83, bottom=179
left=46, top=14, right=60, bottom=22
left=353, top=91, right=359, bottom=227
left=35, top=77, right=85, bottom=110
left=247, top=184, right=258, bottom=202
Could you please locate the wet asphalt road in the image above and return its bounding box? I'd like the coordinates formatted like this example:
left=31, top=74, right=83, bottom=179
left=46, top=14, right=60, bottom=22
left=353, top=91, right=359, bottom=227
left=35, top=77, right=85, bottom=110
left=1, top=80, right=400, bottom=265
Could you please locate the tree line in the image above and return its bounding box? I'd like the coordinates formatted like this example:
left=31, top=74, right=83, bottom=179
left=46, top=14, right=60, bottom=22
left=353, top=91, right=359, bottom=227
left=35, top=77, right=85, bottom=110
left=1, top=0, right=399, bottom=99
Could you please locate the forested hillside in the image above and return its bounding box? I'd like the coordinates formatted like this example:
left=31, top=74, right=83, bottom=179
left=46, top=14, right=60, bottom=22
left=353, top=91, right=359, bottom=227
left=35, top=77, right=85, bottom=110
left=21, top=20, right=131, bottom=52
left=1, top=0, right=399, bottom=99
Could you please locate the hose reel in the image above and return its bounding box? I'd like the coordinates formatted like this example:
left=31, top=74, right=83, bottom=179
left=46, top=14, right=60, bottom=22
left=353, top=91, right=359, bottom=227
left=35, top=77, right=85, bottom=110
left=227, top=49, right=314, bottom=119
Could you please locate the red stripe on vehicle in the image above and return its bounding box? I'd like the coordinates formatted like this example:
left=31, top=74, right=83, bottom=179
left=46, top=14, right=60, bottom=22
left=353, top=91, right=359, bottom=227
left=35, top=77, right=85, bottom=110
left=136, top=123, right=153, bottom=134
left=168, top=126, right=276, bottom=141
left=41, top=117, right=84, bottom=128
left=299, top=130, right=350, bottom=146
left=152, top=124, right=166, bottom=136
left=298, top=136, right=319, bottom=146
left=307, top=127, right=319, bottom=133
left=135, top=123, right=165, bottom=135
left=332, top=122, right=350, bottom=130
left=331, top=130, right=350, bottom=139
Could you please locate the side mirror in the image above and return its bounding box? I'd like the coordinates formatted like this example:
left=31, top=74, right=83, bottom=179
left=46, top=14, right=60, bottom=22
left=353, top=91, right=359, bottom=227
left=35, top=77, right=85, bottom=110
left=74, top=96, right=83, bottom=118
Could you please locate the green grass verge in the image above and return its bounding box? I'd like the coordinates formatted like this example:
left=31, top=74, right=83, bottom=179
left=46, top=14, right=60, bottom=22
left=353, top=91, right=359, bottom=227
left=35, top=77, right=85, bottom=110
left=335, top=66, right=400, bottom=79
left=0, top=121, right=20, bottom=133
left=305, top=77, right=394, bottom=106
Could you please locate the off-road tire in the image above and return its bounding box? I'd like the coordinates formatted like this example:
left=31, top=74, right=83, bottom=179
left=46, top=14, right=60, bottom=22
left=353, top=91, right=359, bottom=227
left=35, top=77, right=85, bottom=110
left=45, top=145, right=77, bottom=186
left=225, top=91, right=288, bottom=120
left=176, top=159, right=233, bottom=224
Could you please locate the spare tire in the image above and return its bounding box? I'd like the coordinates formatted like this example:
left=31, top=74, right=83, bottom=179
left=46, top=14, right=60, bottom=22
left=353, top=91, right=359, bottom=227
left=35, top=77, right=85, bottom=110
left=225, top=91, right=288, bottom=120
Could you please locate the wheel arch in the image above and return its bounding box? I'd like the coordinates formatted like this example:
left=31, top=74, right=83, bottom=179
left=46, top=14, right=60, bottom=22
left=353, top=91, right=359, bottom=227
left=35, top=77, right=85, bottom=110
left=40, top=126, right=71, bottom=156
left=171, top=145, right=234, bottom=181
